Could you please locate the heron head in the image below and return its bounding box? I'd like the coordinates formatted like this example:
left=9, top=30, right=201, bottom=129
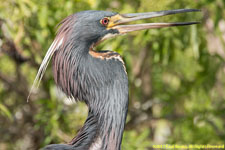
left=67, top=9, right=200, bottom=46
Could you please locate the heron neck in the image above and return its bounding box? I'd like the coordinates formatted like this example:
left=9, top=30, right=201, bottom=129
left=53, top=40, right=129, bottom=150
left=69, top=91, right=128, bottom=150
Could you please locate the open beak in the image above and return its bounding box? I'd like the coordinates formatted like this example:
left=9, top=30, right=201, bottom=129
left=108, top=9, right=200, bottom=34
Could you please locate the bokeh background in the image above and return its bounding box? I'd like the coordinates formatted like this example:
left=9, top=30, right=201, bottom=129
left=0, top=0, right=225, bottom=149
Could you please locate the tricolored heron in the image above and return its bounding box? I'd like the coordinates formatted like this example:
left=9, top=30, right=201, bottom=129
left=29, top=9, right=199, bottom=150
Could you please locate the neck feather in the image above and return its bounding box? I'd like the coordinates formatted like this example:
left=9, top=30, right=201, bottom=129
left=53, top=41, right=129, bottom=150
left=69, top=102, right=128, bottom=150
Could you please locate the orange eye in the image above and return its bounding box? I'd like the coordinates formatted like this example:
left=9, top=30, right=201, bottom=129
left=101, top=18, right=109, bottom=26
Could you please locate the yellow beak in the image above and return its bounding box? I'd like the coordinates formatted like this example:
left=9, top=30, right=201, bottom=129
left=108, top=9, right=200, bottom=34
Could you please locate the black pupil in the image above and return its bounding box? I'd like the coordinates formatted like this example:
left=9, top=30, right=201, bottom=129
left=104, top=19, right=108, bottom=24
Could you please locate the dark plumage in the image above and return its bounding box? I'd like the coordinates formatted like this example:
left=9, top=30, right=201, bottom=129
left=43, top=11, right=128, bottom=150
left=28, top=9, right=200, bottom=150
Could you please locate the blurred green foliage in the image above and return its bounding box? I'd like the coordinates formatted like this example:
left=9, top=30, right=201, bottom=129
left=0, top=0, right=225, bottom=150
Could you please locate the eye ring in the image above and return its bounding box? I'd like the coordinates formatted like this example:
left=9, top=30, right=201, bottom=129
left=101, top=18, right=109, bottom=26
